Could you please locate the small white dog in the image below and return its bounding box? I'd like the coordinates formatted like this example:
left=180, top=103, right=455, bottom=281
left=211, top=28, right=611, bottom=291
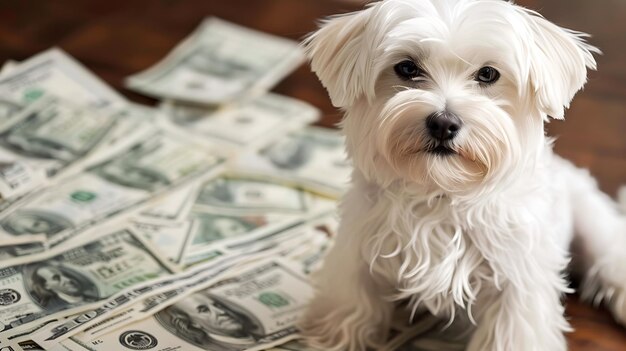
left=299, top=0, right=626, bottom=350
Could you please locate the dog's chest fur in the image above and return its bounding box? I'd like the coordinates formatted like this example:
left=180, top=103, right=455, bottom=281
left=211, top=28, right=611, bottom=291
left=365, top=195, right=489, bottom=318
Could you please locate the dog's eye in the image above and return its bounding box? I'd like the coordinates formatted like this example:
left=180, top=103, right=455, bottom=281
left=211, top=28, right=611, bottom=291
left=394, top=60, right=421, bottom=80
left=475, top=66, right=500, bottom=84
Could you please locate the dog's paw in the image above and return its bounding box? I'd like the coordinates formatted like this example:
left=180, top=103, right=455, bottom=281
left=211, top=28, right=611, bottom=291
left=607, top=290, right=626, bottom=326
left=298, top=298, right=388, bottom=351
left=584, top=243, right=626, bottom=326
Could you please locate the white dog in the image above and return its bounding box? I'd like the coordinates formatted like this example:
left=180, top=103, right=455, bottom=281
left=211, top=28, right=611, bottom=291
left=299, top=0, right=626, bottom=350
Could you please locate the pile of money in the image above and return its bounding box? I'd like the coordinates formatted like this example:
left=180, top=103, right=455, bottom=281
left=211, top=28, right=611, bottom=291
left=0, top=18, right=458, bottom=351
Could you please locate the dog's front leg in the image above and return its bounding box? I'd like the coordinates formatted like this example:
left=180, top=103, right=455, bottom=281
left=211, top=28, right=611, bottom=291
left=299, top=255, right=393, bottom=351
left=467, top=272, right=570, bottom=351
left=300, top=181, right=394, bottom=351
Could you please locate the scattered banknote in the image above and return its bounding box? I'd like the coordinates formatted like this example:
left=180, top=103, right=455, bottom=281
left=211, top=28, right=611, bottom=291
left=131, top=170, right=336, bottom=268
left=68, top=258, right=314, bottom=351
left=28, top=225, right=316, bottom=348
left=0, top=227, right=176, bottom=335
left=187, top=173, right=335, bottom=249
left=0, top=49, right=137, bottom=220
left=0, top=129, right=224, bottom=256
left=0, top=16, right=370, bottom=351
left=0, top=96, right=122, bottom=205
left=235, top=127, right=352, bottom=196
left=126, top=17, right=305, bottom=104
left=0, top=48, right=125, bottom=116
left=194, top=174, right=329, bottom=214
left=0, top=96, right=117, bottom=174
left=161, top=93, right=319, bottom=149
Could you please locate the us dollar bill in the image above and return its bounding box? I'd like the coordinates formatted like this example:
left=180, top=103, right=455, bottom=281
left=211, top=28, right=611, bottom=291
left=27, top=231, right=308, bottom=346
left=126, top=17, right=304, bottom=104
left=0, top=227, right=176, bottom=335
left=0, top=96, right=123, bottom=238
left=235, top=127, right=352, bottom=197
left=161, top=93, right=319, bottom=149
left=29, top=222, right=324, bottom=346
left=69, top=258, right=314, bottom=351
left=0, top=129, right=224, bottom=255
left=184, top=173, right=335, bottom=257
left=134, top=172, right=335, bottom=263
left=194, top=174, right=332, bottom=214
left=0, top=48, right=124, bottom=120
left=0, top=96, right=117, bottom=177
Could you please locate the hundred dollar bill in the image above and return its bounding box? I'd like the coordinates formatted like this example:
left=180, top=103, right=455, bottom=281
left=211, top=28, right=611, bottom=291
left=0, top=99, right=156, bottom=210
left=0, top=48, right=124, bottom=119
left=161, top=93, right=319, bottom=149
left=30, top=223, right=322, bottom=346
left=194, top=174, right=336, bottom=214
left=235, top=127, right=352, bottom=197
left=0, top=96, right=117, bottom=177
left=133, top=172, right=335, bottom=264
left=28, top=230, right=303, bottom=346
left=70, top=258, right=314, bottom=351
left=0, top=227, right=176, bottom=335
left=126, top=17, right=304, bottom=104
left=0, top=129, right=225, bottom=255
left=0, top=96, right=122, bottom=243
left=186, top=211, right=296, bottom=254
left=185, top=174, right=335, bottom=257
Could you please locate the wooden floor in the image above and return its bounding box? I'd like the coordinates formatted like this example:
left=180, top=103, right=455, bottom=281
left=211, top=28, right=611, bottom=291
left=0, top=0, right=624, bottom=349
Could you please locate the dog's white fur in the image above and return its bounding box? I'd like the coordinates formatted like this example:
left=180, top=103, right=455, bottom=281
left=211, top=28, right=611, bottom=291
left=299, top=1, right=626, bottom=350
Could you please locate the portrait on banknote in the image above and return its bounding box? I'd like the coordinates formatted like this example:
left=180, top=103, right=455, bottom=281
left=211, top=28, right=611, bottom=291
left=1, top=209, right=72, bottom=237
left=23, top=262, right=99, bottom=310
left=154, top=292, right=256, bottom=351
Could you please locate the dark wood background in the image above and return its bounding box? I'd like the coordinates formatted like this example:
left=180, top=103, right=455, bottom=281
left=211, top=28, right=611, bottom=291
left=0, top=0, right=624, bottom=349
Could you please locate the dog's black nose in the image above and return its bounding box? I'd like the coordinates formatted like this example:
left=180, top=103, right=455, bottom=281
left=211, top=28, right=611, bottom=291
left=426, top=112, right=462, bottom=141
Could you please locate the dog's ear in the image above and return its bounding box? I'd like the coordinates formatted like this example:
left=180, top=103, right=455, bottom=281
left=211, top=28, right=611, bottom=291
left=304, top=9, right=373, bottom=108
left=524, top=11, right=599, bottom=119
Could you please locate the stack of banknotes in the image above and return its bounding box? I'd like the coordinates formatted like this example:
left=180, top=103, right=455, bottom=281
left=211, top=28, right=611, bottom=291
left=0, top=18, right=464, bottom=351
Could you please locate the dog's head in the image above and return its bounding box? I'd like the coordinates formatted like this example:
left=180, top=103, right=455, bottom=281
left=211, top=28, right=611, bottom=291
left=306, top=0, right=598, bottom=193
